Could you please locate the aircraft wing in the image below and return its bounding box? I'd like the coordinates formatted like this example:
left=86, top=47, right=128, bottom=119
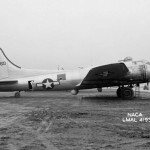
left=78, top=63, right=129, bottom=89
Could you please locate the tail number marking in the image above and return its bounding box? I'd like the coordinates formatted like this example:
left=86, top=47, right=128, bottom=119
left=0, top=61, right=6, bottom=66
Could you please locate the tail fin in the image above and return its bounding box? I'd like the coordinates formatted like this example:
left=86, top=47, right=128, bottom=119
left=0, top=48, right=21, bottom=80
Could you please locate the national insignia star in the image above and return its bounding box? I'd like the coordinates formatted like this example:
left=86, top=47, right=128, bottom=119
left=43, top=79, right=53, bottom=88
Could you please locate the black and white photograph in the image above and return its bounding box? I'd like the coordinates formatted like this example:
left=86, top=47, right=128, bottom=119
left=0, top=0, right=150, bottom=149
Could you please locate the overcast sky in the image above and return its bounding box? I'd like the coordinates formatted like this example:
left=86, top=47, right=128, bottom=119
left=0, top=0, right=150, bottom=69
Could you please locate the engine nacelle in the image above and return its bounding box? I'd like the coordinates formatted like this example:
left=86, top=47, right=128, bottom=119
left=71, top=89, right=79, bottom=95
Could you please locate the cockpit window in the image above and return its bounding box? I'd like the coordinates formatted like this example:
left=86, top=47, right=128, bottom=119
left=118, top=57, right=150, bottom=65
left=146, top=61, right=150, bottom=65
left=133, top=60, right=150, bottom=65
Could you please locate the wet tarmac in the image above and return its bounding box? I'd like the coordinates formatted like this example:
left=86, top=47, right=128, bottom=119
left=0, top=89, right=150, bottom=150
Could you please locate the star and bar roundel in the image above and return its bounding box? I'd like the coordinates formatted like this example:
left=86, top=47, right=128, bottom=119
left=42, top=78, right=54, bottom=89
left=36, top=74, right=66, bottom=90
left=36, top=78, right=60, bottom=90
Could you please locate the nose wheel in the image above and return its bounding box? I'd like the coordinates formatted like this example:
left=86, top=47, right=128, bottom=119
left=14, top=92, right=21, bottom=98
left=116, top=87, right=134, bottom=99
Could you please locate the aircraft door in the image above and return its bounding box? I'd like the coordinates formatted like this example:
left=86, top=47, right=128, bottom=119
left=28, top=80, right=34, bottom=90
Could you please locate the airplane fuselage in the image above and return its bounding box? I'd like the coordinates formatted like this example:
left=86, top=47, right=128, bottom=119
left=0, top=68, right=89, bottom=92
left=0, top=60, right=150, bottom=93
left=0, top=48, right=150, bottom=99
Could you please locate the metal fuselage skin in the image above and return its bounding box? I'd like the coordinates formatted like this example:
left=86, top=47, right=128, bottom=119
left=124, top=61, right=150, bottom=84
left=0, top=60, right=150, bottom=92
left=0, top=67, right=89, bottom=92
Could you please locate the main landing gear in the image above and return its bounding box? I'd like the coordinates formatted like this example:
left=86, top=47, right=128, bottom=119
left=116, top=87, right=134, bottom=99
left=14, top=91, right=21, bottom=98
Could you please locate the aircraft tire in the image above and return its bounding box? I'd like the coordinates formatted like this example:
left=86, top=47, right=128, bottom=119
left=71, top=89, right=79, bottom=95
left=15, top=92, right=21, bottom=98
left=116, top=87, right=122, bottom=98
left=121, top=87, right=134, bottom=100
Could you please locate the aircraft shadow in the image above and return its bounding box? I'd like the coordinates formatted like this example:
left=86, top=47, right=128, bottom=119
left=80, top=94, right=119, bottom=100
left=80, top=94, right=149, bottom=102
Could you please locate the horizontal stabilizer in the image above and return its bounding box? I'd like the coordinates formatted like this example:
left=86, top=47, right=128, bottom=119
left=0, top=80, right=18, bottom=85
